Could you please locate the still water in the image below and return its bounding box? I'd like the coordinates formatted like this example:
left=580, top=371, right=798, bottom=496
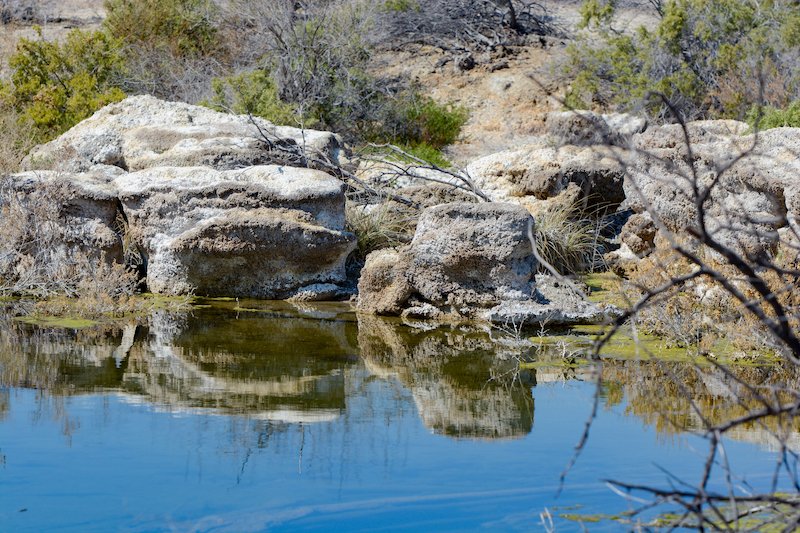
left=0, top=301, right=792, bottom=531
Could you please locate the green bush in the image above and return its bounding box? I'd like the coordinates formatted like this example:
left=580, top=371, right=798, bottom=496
left=565, top=0, right=800, bottom=121
left=204, top=67, right=467, bottom=166
left=205, top=70, right=307, bottom=127
left=382, top=0, right=420, bottom=12
left=103, top=0, right=221, bottom=58
left=371, top=92, right=468, bottom=151
left=747, top=101, right=800, bottom=130
left=400, top=142, right=451, bottom=168
left=1, top=28, right=126, bottom=141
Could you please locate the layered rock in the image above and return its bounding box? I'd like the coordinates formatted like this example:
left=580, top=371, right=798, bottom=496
left=8, top=97, right=356, bottom=299
left=115, top=165, right=355, bottom=297
left=23, top=95, right=346, bottom=173
left=358, top=202, right=614, bottom=326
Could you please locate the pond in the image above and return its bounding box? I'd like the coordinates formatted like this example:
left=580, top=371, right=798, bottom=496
left=0, top=300, right=793, bottom=531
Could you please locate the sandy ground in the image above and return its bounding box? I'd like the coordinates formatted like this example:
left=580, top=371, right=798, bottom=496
left=0, top=0, right=104, bottom=76
left=370, top=0, right=658, bottom=163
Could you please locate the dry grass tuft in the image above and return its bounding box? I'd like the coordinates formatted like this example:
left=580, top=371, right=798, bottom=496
left=345, top=201, right=415, bottom=261
left=534, top=198, right=603, bottom=275
left=0, top=108, right=36, bottom=174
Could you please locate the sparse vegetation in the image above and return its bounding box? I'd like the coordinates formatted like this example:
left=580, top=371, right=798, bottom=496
left=748, top=100, right=800, bottom=130
left=565, top=0, right=800, bottom=121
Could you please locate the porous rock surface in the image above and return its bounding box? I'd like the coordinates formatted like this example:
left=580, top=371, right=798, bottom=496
left=1, top=167, right=125, bottom=266
left=115, top=166, right=355, bottom=297
left=544, top=110, right=647, bottom=147
left=9, top=97, right=356, bottom=299
left=23, top=95, right=346, bottom=173
left=467, top=142, right=627, bottom=214
left=626, top=120, right=796, bottom=258
left=357, top=202, right=613, bottom=326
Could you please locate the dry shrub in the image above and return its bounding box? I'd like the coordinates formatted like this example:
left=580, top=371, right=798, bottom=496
left=0, top=107, right=36, bottom=174
left=626, top=237, right=800, bottom=355
left=0, top=177, right=137, bottom=301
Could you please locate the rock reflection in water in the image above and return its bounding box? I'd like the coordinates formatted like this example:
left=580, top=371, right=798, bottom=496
left=0, top=302, right=359, bottom=423
left=358, top=316, right=535, bottom=440
left=2, top=302, right=799, bottom=451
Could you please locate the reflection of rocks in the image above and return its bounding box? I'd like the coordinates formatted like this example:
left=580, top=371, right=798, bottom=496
left=358, top=315, right=535, bottom=439
left=0, top=304, right=359, bottom=423
left=121, top=306, right=356, bottom=420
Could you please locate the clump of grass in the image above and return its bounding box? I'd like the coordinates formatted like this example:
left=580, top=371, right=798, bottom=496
left=533, top=200, right=601, bottom=275
left=346, top=202, right=414, bottom=261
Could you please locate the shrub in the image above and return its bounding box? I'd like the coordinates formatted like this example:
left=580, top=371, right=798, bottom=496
left=402, top=96, right=468, bottom=148
left=747, top=101, right=800, bottom=130
left=103, top=0, right=226, bottom=103
left=103, top=0, right=221, bottom=58
left=205, top=70, right=306, bottom=126
left=399, top=142, right=451, bottom=168
left=0, top=106, right=35, bottom=174
left=368, top=92, right=468, bottom=156
left=382, top=0, right=420, bottom=12
left=1, top=28, right=126, bottom=142
left=565, top=0, right=800, bottom=121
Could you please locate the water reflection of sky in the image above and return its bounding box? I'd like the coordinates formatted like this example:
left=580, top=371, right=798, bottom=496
left=0, top=303, right=790, bottom=531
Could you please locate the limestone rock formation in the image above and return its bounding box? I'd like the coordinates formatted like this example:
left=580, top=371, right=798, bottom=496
left=626, top=120, right=793, bottom=257
left=544, top=110, right=647, bottom=147
left=0, top=167, right=125, bottom=268
left=23, top=95, right=346, bottom=173
left=8, top=96, right=357, bottom=299
left=115, top=165, right=355, bottom=297
left=466, top=142, right=627, bottom=214
left=358, top=202, right=613, bottom=326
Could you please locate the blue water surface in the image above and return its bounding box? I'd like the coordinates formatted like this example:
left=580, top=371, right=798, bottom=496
left=0, top=303, right=786, bottom=531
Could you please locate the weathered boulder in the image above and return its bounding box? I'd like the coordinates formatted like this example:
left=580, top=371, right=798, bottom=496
left=626, top=120, right=792, bottom=257
left=409, top=202, right=537, bottom=307
left=358, top=202, right=614, bottom=326
left=545, top=110, right=647, bottom=147
left=23, top=95, right=346, bottom=173
left=114, top=165, right=356, bottom=298
left=466, top=142, right=627, bottom=214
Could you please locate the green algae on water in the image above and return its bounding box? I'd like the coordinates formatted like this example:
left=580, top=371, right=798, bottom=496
left=14, top=316, right=99, bottom=329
